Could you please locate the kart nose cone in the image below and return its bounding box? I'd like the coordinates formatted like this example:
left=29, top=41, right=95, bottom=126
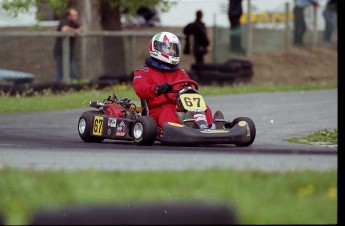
left=133, top=123, right=144, bottom=138
left=78, top=119, right=86, bottom=134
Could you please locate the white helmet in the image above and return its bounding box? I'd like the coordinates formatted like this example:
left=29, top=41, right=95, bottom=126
left=149, top=31, right=180, bottom=65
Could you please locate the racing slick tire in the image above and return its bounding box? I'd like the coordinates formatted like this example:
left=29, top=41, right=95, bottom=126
left=132, top=116, right=158, bottom=146
left=78, top=111, right=105, bottom=143
left=231, top=117, right=256, bottom=147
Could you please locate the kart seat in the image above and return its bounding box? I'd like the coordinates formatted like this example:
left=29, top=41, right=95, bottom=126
left=140, top=99, right=149, bottom=116
left=140, top=99, right=187, bottom=124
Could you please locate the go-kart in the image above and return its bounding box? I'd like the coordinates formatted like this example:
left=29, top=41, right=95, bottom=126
left=78, top=80, right=256, bottom=146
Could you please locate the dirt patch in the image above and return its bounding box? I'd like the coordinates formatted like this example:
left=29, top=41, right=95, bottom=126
left=246, top=46, right=338, bottom=85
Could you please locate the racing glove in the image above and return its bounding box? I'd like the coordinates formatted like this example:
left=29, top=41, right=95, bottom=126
left=155, top=82, right=173, bottom=95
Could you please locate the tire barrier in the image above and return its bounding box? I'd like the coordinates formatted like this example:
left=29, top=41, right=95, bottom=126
left=0, top=58, right=254, bottom=96
left=0, top=74, right=133, bottom=97
left=97, top=73, right=133, bottom=84
left=189, top=59, right=254, bottom=85
left=29, top=203, right=237, bottom=225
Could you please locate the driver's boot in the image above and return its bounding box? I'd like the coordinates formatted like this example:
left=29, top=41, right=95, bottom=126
left=213, top=111, right=226, bottom=129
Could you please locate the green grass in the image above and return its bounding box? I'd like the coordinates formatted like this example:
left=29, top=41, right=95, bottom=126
left=0, top=84, right=137, bottom=114
left=0, top=82, right=337, bottom=114
left=199, top=82, right=336, bottom=95
left=0, top=167, right=337, bottom=225
left=288, top=129, right=338, bottom=145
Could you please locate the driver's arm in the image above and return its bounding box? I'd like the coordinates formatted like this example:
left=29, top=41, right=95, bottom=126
left=132, top=68, right=157, bottom=100
left=61, top=25, right=83, bottom=34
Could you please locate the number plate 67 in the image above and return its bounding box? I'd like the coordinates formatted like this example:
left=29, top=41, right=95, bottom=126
left=180, top=93, right=207, bottom=111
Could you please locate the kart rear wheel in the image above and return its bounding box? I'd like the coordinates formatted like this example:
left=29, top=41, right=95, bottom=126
left=132, top=116, right=158, bottom=146
left=78, top=111, right=105, bottom=143
left=232, top=117, right=256, bottom=147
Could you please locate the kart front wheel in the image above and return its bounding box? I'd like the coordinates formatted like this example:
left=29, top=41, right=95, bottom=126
left=78, top=111, right=105, bottom=143
left=132, top=116, right=158, bottom=146
left=232, top=117, right=256, bottom=147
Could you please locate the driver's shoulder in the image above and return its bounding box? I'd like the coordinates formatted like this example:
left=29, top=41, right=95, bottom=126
left=133, top=65, right=152, bottom=81
left=135, top=65, right=150, bottom=74
left=177, top=67, right=190, bottom=79
left=178, top=67, right=187, bottom=75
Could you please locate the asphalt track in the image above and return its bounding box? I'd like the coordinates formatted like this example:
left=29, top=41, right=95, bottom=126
left=0, top=89, right=337, bottom=172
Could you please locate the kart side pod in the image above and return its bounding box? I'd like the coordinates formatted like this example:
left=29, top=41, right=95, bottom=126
left=160, top=119, right=254, bottom=146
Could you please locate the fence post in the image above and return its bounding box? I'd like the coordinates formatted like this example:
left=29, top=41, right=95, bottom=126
left=62, top=36, right=70, bottom=83
left=284, top=2, right=290, bottom=52
left=245, top=0, right=253, bottom=57
left=312, top=6, right=318, bottom=46
left=212, top=13, right=217, bottom=64
left=130, top=34, right=136, bottom=72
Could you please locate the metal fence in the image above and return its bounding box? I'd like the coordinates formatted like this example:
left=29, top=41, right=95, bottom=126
left=0, top=31, right=175, bottom=83
left=212, top=1, right=337, bottom=64
left=0, top=1, right=337, bottom=83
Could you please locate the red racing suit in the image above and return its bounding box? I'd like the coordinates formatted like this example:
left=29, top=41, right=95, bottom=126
left=132, top=64, right=213, bottom=128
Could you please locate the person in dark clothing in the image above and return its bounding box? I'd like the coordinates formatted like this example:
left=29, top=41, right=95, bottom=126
left=228, top=0, right=243, bottom=53
left=53, top=8, right=83, bottom=83
left=183, top=10, right=210, bottom=64
left=136, top=5, right=159, bottom=27
left=322, top=0, right=337, bottom=43
left=293, top=0, right=319, bottom=45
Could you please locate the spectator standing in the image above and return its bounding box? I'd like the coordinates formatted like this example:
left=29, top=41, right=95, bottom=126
left=228, top=0, right=244, bottom=53
left=136, top=5, right=159, bottom=27
left=322, top=0, right=337, bottom=43
left=293, top=0, right=319, bottom=46
left=53, top=8, right=83, bottom=83
left=183, top=10, right=210, bottom=64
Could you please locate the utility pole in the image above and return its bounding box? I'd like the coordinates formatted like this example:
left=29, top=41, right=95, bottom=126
left=76, top=0, right=104, bottom=81
left=245, top=0, right=253, bottom=57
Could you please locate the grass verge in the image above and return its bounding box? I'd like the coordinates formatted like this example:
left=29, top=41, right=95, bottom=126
left=0, top=82, right=337, bottom=114
left=288, top=129, right=338, bottom=145
left=0, top=167, right=337, bottom=225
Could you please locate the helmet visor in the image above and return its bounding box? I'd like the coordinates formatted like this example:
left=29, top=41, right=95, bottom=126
left=155, top=41, right=180, bottom=57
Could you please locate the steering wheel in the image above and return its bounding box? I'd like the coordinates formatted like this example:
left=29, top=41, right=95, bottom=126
left=164, top=80, right=199, bottom=101
left=170, top=80, right=199, bottom=92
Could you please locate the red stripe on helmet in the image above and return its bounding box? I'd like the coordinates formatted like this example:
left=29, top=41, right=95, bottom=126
left=163, top=35, right=169, bottom=42
left=149, top=40, right=153, bottom=51
left=161, top=53, right=169, bottom=59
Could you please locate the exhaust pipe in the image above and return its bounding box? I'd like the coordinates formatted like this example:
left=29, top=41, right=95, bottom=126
left=90, top=100, right=104, bottom=109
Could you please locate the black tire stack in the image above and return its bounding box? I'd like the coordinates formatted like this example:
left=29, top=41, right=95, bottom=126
left=187, top=59, right=253, bottom=85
